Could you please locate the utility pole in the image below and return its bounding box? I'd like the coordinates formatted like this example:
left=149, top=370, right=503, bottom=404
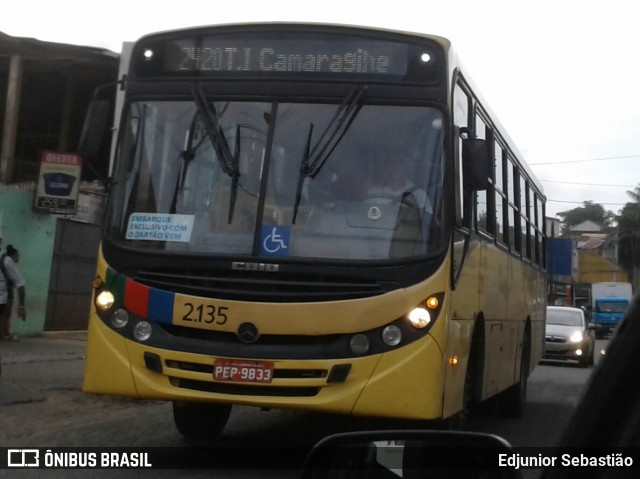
left=614, top=226, right=619, bottom=282
left=549, top=219, right=555, bottom=305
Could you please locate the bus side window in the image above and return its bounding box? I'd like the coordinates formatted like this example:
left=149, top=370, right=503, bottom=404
left=453, top=83, right=470, bottom=226
left=494, top=141, right=507, bottom=245
left=475, top=113, right=493, bottom=235
left=452, top=80, right=471, bottom=284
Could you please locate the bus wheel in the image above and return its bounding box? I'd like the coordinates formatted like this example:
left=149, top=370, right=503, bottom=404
left=173, top=401, right=232, bottom=440
left=501, top=330, right=530, bottom=418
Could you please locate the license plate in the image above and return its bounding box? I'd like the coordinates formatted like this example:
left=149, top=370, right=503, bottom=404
left=213, top=359, right=274, bottom=383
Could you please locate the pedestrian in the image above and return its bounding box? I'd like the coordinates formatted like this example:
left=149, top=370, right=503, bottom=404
left=0, top=244, right=27, bottom=341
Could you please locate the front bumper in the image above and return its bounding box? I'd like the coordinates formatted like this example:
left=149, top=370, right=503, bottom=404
left=543, top=340, right=588, bottom=361
left=83, top=313, right=446, bottom=420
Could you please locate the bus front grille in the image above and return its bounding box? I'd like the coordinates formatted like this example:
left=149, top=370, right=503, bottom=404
left=166, top=359, right=329, bottom=380
left=170, top=377, right=321, bottom=397
left=132, top=268, right=389, bottom=302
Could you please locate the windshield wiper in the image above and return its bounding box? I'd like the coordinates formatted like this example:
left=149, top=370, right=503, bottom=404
left=228, top=124, right=241, bottom=223
left=292, top=85, right=367, bottom=223
left=191, top=85, right=240, bottom=223
left=292, top=124, right=314, bottom=224
left=170, top=112, right=204, bottom=214
left=306, top=85, right=367, bottom=179
left=123, top=104, right=147, bottom=227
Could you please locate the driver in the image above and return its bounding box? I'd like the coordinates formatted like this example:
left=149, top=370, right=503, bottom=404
left=369, top=155, right=432, bottom=215
left=329, top=155, right=374, bottom=203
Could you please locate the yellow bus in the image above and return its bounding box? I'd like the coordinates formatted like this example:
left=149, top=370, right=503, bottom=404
left=82, top=23, right=546, bottom=438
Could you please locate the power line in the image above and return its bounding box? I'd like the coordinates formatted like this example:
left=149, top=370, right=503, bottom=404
left=541, top=179, right=637, bottom=187
left=530, top=154, right=640, bottom=165
left=547, top=199, right=629, bottom=206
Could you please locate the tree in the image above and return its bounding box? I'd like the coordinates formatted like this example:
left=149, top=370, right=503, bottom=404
left=557, top=201, right=614, bottom=236
left=616, top=185, right=640, bottom=287
left=626, top=184, right=640, bottom=203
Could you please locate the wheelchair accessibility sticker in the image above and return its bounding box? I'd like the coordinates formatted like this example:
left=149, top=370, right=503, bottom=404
left=260, top=226, right=291, bottom=256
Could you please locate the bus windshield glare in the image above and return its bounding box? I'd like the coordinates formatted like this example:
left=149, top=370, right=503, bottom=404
left=108, top=98, right=445, bottom=260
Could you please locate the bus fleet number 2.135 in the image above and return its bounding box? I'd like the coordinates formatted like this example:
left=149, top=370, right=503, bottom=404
left=181, top=302, right=229, bottom=325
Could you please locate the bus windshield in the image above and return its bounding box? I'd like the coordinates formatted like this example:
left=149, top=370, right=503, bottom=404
left=107, top=99, right=445, bottom=261
left=596, top=300, right=629, bottom=313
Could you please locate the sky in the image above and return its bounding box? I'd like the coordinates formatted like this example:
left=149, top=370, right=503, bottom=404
left=3, top=0, right=639, bottom=219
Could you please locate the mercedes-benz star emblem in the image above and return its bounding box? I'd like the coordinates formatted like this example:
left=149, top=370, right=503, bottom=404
left=237, top=322, right=260, bottom=344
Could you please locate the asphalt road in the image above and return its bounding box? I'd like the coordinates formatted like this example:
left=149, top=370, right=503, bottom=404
left=0, top=335, right=609, bottom=478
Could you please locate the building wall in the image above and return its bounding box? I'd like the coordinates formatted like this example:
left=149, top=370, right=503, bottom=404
left=578, top=250, right=628, bottom=284
left=0, top=186, right=56, bottom=336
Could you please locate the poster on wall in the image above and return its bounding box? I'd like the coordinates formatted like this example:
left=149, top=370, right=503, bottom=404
left=34, top=151, right=83, bottom=215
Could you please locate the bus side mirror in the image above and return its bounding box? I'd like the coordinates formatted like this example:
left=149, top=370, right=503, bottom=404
left=462, top=138, right=490, bottom=192
left=77, top=80, right=119, bottom=184
left=78, top=99, right=110, bottom=161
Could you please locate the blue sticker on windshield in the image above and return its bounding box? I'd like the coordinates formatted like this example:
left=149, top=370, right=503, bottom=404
left=260, top=226, right=291, bottom=256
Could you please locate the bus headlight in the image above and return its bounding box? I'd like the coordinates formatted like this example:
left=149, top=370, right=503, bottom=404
left=408, top=307, right=431, bottom=329
left=133, top=321, right=153, bottom=342
left=110, top=308, right=130, bottom=329
left=350, top=334, right=371, bottom=355
left=382, top=325, right=402, bottom=347
left=95, top=290, right=115, bottom=312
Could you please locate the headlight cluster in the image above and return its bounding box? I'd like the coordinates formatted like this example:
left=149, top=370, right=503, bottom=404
left=570, top=331, right=584, bottom=343
left=382, top=325, right=402, bottom=346
left=94, top=279, right=152, bottom=342
left=349, top=334, right=370, bottom=355
left=111, top=308, right=130, bottom=329
left=95, top=290, right=115, bottom=312
left=408, top=307, right=431, bottom=329
left=348, top=294, right=443, bottom=356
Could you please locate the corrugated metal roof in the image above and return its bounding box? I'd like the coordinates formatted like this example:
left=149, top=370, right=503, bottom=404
left=0, top=31, right=117, bottom=64
left=577, top=238, right=605, bottom=250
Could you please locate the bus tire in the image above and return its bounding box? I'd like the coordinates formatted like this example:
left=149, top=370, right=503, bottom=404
left=173, top=401, right=232, bottom=440
left=501, top=328, right=530, bottom=418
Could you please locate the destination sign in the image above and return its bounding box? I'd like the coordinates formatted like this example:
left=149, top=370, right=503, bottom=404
left=165, top=39, right=404, bottom=75
left=132, top=29, right=444, bottom=83
left=132, top=31, right=443, bottom=82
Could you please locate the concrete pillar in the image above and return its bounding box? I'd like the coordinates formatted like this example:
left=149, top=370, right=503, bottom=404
left=0, top=55, right=23, bottom=184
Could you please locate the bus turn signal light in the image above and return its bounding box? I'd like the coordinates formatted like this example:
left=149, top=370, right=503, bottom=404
left=92, top=276, right=104, bottom=289
left=426, top=296, right=440, bottom=310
